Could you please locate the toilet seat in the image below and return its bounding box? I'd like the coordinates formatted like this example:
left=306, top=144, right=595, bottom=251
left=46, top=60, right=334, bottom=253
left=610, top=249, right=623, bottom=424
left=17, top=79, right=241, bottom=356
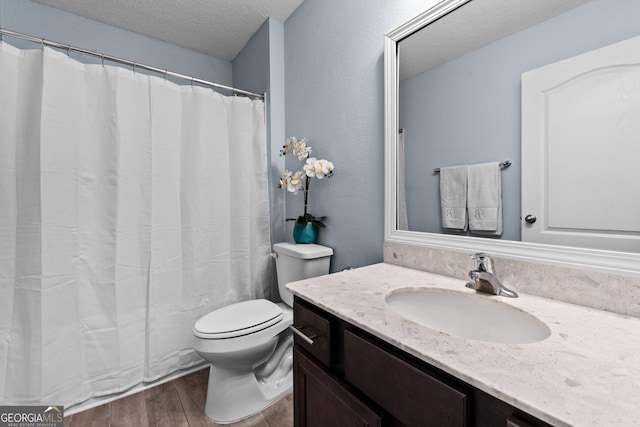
left=194, top=299, right=283, bottom=339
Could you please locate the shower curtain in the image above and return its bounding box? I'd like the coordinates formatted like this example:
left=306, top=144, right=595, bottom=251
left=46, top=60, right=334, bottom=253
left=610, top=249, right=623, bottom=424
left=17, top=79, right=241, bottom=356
left=397, top=130, right=408, bottom=231
left=0, top=42, right=272, bottom=407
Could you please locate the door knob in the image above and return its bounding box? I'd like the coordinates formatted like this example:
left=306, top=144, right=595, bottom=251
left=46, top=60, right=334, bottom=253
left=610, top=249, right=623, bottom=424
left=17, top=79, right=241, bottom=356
left=524, top=214, right=537, bottom=224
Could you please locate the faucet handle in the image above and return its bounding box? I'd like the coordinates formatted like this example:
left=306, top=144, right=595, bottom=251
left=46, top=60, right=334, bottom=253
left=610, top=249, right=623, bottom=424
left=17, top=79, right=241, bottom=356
left=470, top=252, right=494, bottom=273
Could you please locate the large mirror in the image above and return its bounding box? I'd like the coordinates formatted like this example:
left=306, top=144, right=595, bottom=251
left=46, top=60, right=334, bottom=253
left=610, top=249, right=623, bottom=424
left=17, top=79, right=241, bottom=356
left=384, top=0, right=640, bottom=275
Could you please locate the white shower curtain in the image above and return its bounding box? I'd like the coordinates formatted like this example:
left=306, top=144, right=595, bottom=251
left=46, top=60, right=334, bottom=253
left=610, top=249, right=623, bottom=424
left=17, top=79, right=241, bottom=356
left=0, top=42, right=272, bottom=407
left=397, top=130, right=408, bottom=231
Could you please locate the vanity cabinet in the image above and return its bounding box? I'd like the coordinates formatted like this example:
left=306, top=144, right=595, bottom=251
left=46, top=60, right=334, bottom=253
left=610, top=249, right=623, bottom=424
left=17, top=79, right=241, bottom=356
left=294, top=348, right=384, bottom=427
left=292, top=297, right=551, bottom=427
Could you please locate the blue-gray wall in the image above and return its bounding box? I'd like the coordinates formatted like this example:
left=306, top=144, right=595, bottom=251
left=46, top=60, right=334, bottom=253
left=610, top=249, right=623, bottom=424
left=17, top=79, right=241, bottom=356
left=283, top=0, right=438, bottom=271
left=400, top=0, right=640, bottom=239
left=0, top=0, right=232, bottom=84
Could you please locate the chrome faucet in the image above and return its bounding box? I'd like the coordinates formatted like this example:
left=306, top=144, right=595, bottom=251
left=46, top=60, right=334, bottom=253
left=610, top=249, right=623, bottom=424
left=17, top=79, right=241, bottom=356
left=466, top=253, right=518, bottom=298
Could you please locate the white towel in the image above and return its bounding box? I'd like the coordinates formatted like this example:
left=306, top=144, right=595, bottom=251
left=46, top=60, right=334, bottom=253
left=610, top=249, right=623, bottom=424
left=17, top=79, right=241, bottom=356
left=467, top=162, right=502, bottom=235
left=439, top=165, right=468, bottom=231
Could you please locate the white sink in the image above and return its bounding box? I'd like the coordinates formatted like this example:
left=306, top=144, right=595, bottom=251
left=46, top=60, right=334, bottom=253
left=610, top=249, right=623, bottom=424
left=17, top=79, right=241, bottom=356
left=386, top=288, right=550, bottom=344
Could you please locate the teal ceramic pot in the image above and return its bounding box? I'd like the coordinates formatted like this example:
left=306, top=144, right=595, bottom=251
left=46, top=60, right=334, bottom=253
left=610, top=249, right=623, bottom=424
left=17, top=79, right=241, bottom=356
left=293, top=222, right=319, bottom=244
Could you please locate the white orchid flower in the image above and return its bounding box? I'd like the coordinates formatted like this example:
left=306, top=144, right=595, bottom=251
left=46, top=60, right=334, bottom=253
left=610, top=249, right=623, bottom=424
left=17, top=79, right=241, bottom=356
left=304, top=158, right=334, bottom=179
left=281, top=136, right=312, bottom=160
left=279, top=170, right=305, bottom=193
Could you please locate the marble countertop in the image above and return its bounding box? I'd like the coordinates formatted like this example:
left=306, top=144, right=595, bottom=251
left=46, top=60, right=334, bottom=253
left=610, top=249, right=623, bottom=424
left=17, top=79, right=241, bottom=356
left=286, top=263, right=640, bottom=427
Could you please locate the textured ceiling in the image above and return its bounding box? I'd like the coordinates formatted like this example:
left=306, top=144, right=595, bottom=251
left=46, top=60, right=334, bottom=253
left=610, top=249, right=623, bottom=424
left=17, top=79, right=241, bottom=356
left=33, top=0, right=304, bottom=61
left=399, top=0, right=593, bottom=80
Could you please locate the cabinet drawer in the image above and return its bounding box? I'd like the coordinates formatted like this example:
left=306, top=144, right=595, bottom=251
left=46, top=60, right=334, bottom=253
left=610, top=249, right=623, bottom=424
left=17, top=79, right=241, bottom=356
left=344, top=329, right=468, bottom=427
left=292, top=300, right=331, bottom=366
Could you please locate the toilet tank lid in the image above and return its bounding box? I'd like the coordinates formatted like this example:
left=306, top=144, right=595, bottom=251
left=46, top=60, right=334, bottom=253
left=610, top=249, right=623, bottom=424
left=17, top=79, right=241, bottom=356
left=273, top=242, right=333, bottom=259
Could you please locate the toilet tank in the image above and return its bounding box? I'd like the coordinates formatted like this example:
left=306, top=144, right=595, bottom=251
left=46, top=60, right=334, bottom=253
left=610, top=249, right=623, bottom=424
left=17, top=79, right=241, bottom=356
left=272, top=242, right=333, bottom=307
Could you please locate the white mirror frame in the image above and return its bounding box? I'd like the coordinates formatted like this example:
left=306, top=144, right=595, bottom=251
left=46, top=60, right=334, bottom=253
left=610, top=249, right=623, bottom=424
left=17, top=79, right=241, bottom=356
left=383, top=0, right=640, bottom=277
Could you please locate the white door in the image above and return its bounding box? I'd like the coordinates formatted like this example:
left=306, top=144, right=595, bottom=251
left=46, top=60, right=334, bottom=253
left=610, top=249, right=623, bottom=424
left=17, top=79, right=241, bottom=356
left=521, top=35, right=640, bottom=253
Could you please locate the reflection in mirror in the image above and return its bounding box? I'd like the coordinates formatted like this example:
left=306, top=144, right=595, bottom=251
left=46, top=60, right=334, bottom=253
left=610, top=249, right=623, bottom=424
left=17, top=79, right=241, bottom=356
left=521, top=35, right=640, bottom=253
left=384, top=0, right=640, bottom=275
left=395, top=0, right=640, bottom=252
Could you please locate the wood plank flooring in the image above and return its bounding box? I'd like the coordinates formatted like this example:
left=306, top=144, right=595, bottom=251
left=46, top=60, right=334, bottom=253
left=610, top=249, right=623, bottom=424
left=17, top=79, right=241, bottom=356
left=64, top=368, right=293, bottom=427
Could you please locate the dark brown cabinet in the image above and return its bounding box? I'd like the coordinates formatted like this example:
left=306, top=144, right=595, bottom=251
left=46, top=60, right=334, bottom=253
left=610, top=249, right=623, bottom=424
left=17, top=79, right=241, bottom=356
left=344, top=329, right=467, bottom=427
left=292, top=297, right=552, bottom=427
left=294, top=348, right=384, bottom=427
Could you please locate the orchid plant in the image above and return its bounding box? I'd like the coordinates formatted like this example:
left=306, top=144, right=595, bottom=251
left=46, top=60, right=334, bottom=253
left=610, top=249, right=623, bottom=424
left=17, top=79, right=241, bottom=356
left=279, top=137, right=334, bottom=228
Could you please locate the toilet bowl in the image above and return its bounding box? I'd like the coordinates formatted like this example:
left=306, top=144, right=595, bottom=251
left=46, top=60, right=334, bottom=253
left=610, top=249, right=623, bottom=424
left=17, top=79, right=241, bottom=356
left=192, top=242, right=332, bottom=424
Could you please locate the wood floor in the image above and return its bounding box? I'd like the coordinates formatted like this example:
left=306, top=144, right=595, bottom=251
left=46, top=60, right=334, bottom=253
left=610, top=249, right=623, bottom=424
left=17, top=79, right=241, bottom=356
left=64, top=368, right=293, bottom=427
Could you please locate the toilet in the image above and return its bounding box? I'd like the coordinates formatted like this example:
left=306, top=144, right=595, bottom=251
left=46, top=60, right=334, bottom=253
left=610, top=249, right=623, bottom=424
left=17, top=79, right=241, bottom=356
left=192, top=242, right=333, bottom=424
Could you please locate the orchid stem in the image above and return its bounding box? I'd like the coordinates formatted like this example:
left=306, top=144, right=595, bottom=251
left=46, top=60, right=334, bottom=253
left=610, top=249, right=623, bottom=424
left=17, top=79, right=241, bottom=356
left=303, top=175, right=310, bottom=217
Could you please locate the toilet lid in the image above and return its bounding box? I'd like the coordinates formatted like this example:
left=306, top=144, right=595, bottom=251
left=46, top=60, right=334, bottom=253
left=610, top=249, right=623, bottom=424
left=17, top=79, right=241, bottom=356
left=194, top=299, right=283, bottom=339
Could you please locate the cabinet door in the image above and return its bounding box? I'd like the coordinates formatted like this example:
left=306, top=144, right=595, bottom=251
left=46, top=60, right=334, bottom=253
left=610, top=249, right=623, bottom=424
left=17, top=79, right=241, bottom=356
left=294, top=348, right=383, bottom=427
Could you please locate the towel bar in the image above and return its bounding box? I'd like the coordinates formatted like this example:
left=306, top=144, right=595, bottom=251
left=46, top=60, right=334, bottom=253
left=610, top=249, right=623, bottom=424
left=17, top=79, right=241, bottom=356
left=434, top=160, right=511, bottom=174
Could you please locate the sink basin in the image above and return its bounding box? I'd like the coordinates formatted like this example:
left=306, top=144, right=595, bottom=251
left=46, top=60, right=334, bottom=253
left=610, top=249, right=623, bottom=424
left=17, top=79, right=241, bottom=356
left=386, top=288, right=550, bottom=344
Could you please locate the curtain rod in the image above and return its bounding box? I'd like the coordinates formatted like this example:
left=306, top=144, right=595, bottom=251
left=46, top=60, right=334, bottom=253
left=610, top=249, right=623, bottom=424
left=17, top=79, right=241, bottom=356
left=0, top=27, right=265, bottom=100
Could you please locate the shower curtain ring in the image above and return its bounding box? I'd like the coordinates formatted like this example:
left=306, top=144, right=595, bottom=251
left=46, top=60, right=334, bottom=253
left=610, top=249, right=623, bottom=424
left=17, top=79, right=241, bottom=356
left=133, top=62, right=137, bottom=73
left=101, top=54, right=105, bottom=67
left=66, top=44, right=71, bottom=58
